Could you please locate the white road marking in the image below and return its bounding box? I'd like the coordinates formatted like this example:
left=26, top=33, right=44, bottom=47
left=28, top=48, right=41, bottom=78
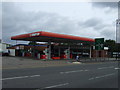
left=29, top=75, right=40, bottom=77
left=115, top=68, right=120, bottom=70
left=1, top=75, right=40, bottom=81
left=88, top=78, right=94, bottom=80
left=72, top=62, right=81, bottom=64
left=98, top=66, right=114, bottom=70
left=60, top=70, right=88, bottom=74
left=84, top=70, right=89, bottom=71
left=88, top=73, right=115, bottom=80
left=44, top=83, right=69, bottom=88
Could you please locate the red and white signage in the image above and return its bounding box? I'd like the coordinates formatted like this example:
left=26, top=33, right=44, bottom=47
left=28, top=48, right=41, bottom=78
left=30, top=33, right=40, bottom=37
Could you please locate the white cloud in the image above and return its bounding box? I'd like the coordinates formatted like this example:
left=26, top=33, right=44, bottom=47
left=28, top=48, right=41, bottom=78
left=2, top=2, right=118, bottom=44
left=0, top=2, right=2, bottom=39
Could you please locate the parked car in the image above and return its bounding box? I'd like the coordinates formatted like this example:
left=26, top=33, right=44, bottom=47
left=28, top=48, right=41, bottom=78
left=2, top=51, right=9, bottom=56
left=0, top=52, right=2, bottom=56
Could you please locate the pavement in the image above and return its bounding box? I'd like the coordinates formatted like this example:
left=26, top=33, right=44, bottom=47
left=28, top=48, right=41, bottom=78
left=2, top=61, right=120, bottom=89
left=2, top=56, right=77, bottom=69
left=2, top=56, right=120, bottom=70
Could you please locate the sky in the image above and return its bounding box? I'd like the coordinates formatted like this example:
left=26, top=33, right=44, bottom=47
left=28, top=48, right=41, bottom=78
left=1, top=2, right=118, bottom=44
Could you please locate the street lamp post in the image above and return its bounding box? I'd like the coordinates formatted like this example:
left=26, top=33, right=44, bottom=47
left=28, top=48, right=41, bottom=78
left=116, top=19, right=120, bottom=60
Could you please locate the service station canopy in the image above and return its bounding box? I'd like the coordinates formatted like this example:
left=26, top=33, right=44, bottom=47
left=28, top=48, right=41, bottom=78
left=11, top=31, right=95, bottom=44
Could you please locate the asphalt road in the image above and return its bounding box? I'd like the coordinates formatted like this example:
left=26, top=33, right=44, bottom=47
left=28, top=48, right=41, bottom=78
left=2, top=61, right=120, bottom=89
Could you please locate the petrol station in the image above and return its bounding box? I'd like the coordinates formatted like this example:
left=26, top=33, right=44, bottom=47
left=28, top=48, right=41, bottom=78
left=11, top=31, right=95, bottom=60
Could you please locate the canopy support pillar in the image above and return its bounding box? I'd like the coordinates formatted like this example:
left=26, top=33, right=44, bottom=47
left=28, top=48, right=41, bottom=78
left=48, top=41, right=51, bottom=60
left=89, top=45, right=92, bottom=58
left=67, top=45, right=70, bottom=59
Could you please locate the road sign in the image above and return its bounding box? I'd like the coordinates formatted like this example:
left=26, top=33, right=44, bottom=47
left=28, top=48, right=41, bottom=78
left=95, top=38, right=104, bottom=50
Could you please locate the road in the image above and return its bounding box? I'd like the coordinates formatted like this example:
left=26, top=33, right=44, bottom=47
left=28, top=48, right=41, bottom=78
left=2, top=61, right=120, bottom=89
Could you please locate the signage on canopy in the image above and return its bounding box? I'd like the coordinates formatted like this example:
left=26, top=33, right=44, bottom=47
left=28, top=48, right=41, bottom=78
left=30, top=33, right=40, bottom=37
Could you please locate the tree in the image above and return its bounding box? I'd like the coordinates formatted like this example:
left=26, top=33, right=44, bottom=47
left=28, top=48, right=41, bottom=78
left=104, top=39, right=116, bottom=52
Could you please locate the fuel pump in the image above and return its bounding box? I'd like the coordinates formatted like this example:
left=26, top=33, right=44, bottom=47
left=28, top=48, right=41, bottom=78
left=64, top=49, right=70, bottom=59
left=43, top=48, right=48, bottom=59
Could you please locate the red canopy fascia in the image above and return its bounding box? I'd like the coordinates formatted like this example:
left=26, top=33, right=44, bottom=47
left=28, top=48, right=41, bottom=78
left=11, top=31, right=95, bottom=42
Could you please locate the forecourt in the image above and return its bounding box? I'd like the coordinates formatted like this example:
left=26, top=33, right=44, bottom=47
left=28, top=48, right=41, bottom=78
left=6, top=31, right=118, bottom=88
left=11, top=31, right=95, bottom=59
left=2, top=61, right=119, bottom=88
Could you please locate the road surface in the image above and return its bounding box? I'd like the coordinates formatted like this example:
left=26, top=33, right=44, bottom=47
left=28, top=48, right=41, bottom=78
left=2, top=61, right=120, bottom=89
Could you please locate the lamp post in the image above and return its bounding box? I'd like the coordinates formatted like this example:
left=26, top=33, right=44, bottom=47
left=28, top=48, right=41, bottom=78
left=116, top=19, right=120, bottom=43
left=116, top=19, right=120, bottom=60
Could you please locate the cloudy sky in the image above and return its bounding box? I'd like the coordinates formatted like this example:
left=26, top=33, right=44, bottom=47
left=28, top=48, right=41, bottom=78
left=2, top=2, right=118, bottom=44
